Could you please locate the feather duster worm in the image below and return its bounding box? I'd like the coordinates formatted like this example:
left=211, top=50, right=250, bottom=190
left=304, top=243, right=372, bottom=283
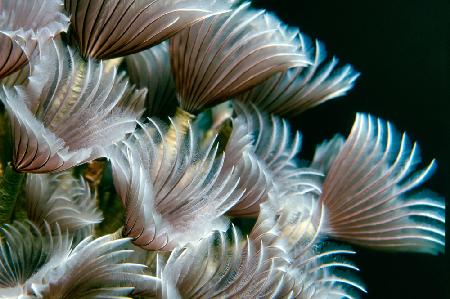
left=318, top=113, right=445, bottom=254
left=109, top=118, right=243, bottom=251
left=0, top=0, right=445, bottom=297
left=0, top=222, right=158, bottom=298
left=170, top=2, right=308, bottom=112
left=158, top=226, right=297, bottom=298
left=251, top=191, right=366, bottom=298
left=224, top=150, right=272, bottom=217
left=291, top=242, right=365, bottom=299
left=220, top=114, right=271, bottom=217
left=160, top=216, right=364, bottom=298
left=238, top=36, right=360, bottom=117
left=224, top=102, right=319, bottom=217
left=0, top=0, right=69, bottom=80
left=26, top=172, right=103, bottom=237
left=0, top=38, right=146, bottom=173
left=0, top=222, right=71, bottom=298
left=124, top=42, right=178, bottom=118
left=31, top=234, right=159, bottom=298
left=64, top=0, right=231, bottom=59
left=233, top=102, right=302, bottom=179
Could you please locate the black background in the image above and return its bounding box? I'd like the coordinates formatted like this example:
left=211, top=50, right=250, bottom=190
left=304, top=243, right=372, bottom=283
left=252, top=0, right=449, bottom=298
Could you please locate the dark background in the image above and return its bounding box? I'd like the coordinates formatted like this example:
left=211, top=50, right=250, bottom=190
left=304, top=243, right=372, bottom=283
left=252, top=0, right=449, bottom=298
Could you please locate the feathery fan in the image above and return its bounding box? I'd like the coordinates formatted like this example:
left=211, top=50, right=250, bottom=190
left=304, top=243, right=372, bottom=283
left=225, top=150, right=272, bottom=217
left=220, top=114, right=272, bottom=217
left=159, top=226, right=296, bottom=298
left=251, top=194, right=323, bottom=256
left=0, top=37, right=146, bottom=173
left=233, top=102, right=322, bottom=195
left=0, top=221, right=71, bottom=298
left=31, top=234, right=159, bottom=298
left=125, top=42, right=178, bottom=118
left=0, top=0, right=69, bottom=80
left=170, top=2, right=308, bottom=112
left=319, top=113, right=445, bottom=254
left=291, top=242, right=366, bottom=299
left=109, top=118, right=242, bottom=250
left=26, top=171, right=103, bottom=237
left=64, top=0, right=231, bottom=59
left=224, top=102, right=323, bottom=216
left=251, top=192, right=366, bottom=298
left=0, top=1, right=445, bottom=297
left=238, top=36, right=359, bottom=117
left=233, top=102, right=302, bottom=178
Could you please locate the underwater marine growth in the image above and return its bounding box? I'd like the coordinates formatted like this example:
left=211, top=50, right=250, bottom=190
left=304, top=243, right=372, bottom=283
left=0, top=0, right=445, bottom=298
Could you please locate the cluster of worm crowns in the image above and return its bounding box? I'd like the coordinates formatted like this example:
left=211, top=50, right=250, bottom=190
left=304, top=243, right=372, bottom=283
left=0, top=0, right=445, bottom=298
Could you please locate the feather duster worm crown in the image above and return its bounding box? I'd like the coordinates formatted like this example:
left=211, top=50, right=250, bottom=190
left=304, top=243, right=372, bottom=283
left=64, top=0, right=232, bottom=59
left=0, top=0, right=445, bottom=298
left=237, top=37, right=360, bottom=117
left=318, top=114, right=445, bottom=254
left=26, top=171, right=103, bottom=237
left=109, top=118, right=243, bottom=251
left=125, top=42, right=178, bottom=118
left=0, top=0, right=69, bottom=80
left=170, top=2, right=308, bottom=112
left=0, top=37, right=146, bottom=173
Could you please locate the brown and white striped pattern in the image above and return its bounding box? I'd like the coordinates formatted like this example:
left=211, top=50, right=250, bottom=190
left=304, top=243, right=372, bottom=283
left=159, top=226, right=297, bottom=298
left=0, top=38, right=146, bottom=173
left=0, top=0, right=68, bottom=80
left=109, top=118, right=243, bottom=251
left=238, top=37, right=359, bottom=117
left=125, top=42, right=178, bottom=118
left=170, top=2, right=307, bottom=112
left=26, top=172, right=103, bottom=235
left=64, top=0, right=229, bottom=59
left=320, top=113, right=445, bottom=254
left=251, top=193, right=366, bottom=299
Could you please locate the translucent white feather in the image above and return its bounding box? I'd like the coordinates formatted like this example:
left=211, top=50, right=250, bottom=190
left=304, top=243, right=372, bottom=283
left=64, top=0, right=230, bottom=59
left=220, top=115, right=271, bottom=217
left=109, top=118, right=242, bottom=251
left=292, top=242, right=366, bottom=299
left=320, top=113, right=445, bottom=254
left=170, top=2, right=308, bottom=112
left=225, top=102, right=323, bottom=216
left=225, top=151, right=273, bottom=217
left=0, top=38, right=146, bottom=173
